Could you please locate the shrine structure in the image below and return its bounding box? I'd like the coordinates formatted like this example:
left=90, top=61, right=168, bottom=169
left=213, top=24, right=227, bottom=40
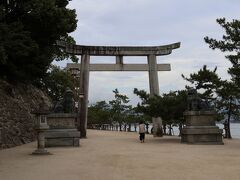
left=58, top=41, right=181, bottom=138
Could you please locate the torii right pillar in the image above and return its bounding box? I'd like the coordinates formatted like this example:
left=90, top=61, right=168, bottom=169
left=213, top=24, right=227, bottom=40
left=148, top=54, right=163, bottom=137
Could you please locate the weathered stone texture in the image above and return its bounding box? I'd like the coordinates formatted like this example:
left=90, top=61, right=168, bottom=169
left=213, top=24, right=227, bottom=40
left=47, top=113, right=76, bottom=129
left=181, top=111, right=223, bottom=144
left=0, top=80, right=52, bottom=149
left=45, top=113, right=80, bottom=147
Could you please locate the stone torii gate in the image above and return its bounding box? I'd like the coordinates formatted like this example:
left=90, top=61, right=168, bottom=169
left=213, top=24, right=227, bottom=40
left=58, top=41, right=181, bottom=138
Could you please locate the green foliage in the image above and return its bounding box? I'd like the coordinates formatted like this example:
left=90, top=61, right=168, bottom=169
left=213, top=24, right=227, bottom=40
left=204, top=18, right=240, bottom=91
left=88, top=101, right=111, bottom=125
left=109, top=89, right=131, bottom=124
left=41, top=65, right=74, bottom=102
left=87, top=89, right=142, bottom=128
left=124, top=106, right=141, bottom=124
left=216, top=81, right=240, bottom=121
left=203, top=18, right=240, bottom=138
left=161, top=91, right=187, bottom=125
left=182, top=65, right=221, bottom=101
left=182, top=66, right=219, bottom=111
left=54, top=36, right=79, bottom=63
left=183, top=65, right=240, bottom=138
left=134, top=88, right=187, bottom=126
left=0, top=0, right=77, bottom=82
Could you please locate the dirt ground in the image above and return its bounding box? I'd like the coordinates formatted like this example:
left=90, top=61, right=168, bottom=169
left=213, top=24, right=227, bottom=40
left=0, top=130, right=240, bottom=180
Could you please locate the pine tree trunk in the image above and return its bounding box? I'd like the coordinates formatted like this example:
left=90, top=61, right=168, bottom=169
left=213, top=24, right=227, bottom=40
left=163, top=124, right=166, bottom=135
left=225, top=115, right=232, bottom=139
left=124, top=124, right=127, bottom=131
left=178, top=123, right=182, bottom=137
left=146, top=124, right=149, bottom=134
left=128, top=124, right=131, bottom=132
left=225, top=97, right=232, bottom=139
left=168, top=124, right=172, bottom=136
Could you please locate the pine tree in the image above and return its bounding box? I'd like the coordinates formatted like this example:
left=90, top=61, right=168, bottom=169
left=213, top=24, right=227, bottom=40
left=204, top=18, right=240, bottom=88
left=134, top=88, right=187, bottom=135
left=109, top=89, right=131, bottom=131
left=204, top=18, right=240, bottom=138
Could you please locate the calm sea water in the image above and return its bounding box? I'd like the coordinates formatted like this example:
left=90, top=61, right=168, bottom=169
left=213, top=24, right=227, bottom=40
left=132, top=123, right=240, bottom=138
left=217, top=123, right=240, bottom=138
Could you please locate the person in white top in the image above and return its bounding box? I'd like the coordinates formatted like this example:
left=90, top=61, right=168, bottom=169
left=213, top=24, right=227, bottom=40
left=139, top=121, right=145, bottom=143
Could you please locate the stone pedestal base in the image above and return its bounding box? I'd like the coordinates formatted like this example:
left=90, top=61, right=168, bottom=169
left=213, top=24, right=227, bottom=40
left=181, top=111, right=223, bottom=145
left=45, top=113, right=80, bottom=147
left=45, top=129, right=80, bottom=147
left=32, top=149, right=51, bottom=155
left=152, top=117, right=163, bottom=137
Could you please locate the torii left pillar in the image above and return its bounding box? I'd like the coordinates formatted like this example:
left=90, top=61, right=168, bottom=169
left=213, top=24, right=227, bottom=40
left=79, top=54, right=90, bottom=138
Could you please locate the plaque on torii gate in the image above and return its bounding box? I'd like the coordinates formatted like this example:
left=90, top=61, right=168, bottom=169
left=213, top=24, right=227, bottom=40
left=58, top=41, right=181, bottom=138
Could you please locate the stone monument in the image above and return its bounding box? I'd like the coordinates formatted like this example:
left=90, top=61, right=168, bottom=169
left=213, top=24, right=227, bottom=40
left=44, top=88, right=80, bottom=147
left=181, top=89, right=223, bottom=144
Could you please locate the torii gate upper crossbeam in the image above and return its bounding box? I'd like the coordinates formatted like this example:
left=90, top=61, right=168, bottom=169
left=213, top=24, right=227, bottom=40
left=57, top=41, right=180, bottom=56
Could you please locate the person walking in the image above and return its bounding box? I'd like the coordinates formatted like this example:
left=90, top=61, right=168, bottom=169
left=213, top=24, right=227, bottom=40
left=139, top=121, right=146, bottom=143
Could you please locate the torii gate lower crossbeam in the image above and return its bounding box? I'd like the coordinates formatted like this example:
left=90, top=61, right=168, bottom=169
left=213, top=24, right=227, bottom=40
left=60, top=42, right=181, bottom=138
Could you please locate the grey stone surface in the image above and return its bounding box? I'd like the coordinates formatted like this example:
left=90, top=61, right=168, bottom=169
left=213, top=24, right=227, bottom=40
left=181, top=111, right=223, bottom=144
left=184, top=111, right=216, bottom=126
left=45, top=129, right=80, bottom=138
left=0, top=128, right=2, bottom=144
left=47, top=113, right=77, bottom=129
left=45, top=129, right=80, bottom=147
left=67, top=63, right=171, bottom=71
left=0, top=80, right=52, bottom=149
left=148, top=54, right=162, bottom=137
left=57, top=41, right=180, bottom=56
left=32, top=149, right=51, bottom=155
left=78, top=54, right=90, bottom=138
left=32, top=121, right=50, bottom=155
left=45, top=114, right=80, bottom=147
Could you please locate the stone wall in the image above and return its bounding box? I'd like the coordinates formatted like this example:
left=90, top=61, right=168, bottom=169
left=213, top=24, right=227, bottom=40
left=0, top=80, right=52, bottom=149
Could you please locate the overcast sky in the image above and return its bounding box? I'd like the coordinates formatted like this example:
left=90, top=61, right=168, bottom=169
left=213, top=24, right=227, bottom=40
left=59, top=0, right=240, bottom=105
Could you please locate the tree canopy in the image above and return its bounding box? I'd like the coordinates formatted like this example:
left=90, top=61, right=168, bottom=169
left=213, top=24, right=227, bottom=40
left=133, top=88, right=187, bottom=132
left=204, top=18, right=240, bottom=92
left=87, top=89, right=142, bottom=131
left=109, top=89, right=131, bottom=126
left=41, top=65, right=74, bottom=102
left=0, top=0, right=77, bottom=82
left=203, top=18, right=240, bottom=138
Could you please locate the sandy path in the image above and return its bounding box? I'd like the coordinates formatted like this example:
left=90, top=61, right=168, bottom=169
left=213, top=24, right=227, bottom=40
left=0, top=130, right=240, bottom=180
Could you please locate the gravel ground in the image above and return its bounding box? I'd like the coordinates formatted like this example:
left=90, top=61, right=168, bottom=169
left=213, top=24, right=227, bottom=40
left=0, top=130, right=240, bottom=180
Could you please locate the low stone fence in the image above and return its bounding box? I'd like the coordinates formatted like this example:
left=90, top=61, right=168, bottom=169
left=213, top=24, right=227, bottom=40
left=89, top=124, right=137, bottom=132
left=89, top=123, right=151, bottom=134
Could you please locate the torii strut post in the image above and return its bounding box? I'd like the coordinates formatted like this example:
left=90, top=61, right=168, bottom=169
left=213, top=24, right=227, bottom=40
left=58, top=41, right=181, bottom=138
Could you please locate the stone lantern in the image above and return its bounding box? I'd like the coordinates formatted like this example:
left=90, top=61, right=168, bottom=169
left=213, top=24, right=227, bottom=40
left=70, top=67, right=80, bottom=113
left=32, top=101, right=51, bottom=155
